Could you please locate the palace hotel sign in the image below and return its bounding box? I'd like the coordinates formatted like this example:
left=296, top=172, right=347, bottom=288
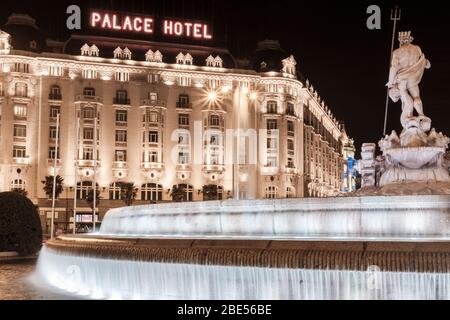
left=90, top=11, right=213, bottom=40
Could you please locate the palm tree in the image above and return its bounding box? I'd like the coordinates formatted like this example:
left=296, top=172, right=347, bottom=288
left=119, top=182, right=138, bottom=206
left=86, top=188, right=101, bottom=211
left=41, top=175, right=64, bottom=199
left=202, top=185, right=219, bottom=201
left=171, top=185, right=186, bottom=202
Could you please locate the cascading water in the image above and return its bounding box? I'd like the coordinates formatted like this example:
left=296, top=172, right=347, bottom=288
left=35, top=195, right=450, bottom=300
left=37, top=247, right=450, bottom=300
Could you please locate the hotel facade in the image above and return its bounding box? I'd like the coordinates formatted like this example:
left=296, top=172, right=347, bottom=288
left=0, top=14, right=354, bottom=231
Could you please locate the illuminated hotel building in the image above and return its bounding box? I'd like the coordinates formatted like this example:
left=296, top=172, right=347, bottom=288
left=0, top=14, right=353, bottom=228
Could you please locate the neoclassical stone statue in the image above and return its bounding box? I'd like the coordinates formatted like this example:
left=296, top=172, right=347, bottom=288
left=386, top=31, right=431, bottom=130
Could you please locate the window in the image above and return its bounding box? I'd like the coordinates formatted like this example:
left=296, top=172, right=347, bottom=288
left=149, top=131, right=158, bottom=143
left=115, top=130, right=127, bottom=142
left=149, top=92, right=158, bottom=103
left=83, top=107, right=95, bottom=119
left=267, top=119, right=278, bottom=130
left=50, top=106, right=60, bottom=118
left=116, top=110, right=128, bottom=123
left=83, top=128, right=94, bottom=140
left=49, top=126, right=60, bottom=139
left=14, top=63, right=29, bottom=73
left=287, top=157, right=295, bottom=169
left=114, top=150, right=127, bottom=162
left=171, top=184, right=193, bottom=202
left=178, top=133, right=189, bottom=145
left=109, top=182, right=122, bottom=200
left=286, top=103, right=295, bottom=116
left=49, top=85, right=61, bottom=100
left=145, top=151, right=156, bottom=163
left=209, top=115, right=220, bottom=127
left=48, top=146, right=60, bottom=159
left=141, top=183, right=163, bottom=201
left=14, top=105, right=27, bottom=118
left=286, top=187, right=295, bottom=198
left=114, top=90, right=129, bottom=104
left=83, top=148, right=93, bottom=160
left=267, top=138, right=278, bottom=149
left=267, top=101, right=278, bottom=114
left=149, top=112, right=158, bottom=123
left=267, top=155, right=278, bottom=167
left=10, top=179, right=25, bottom=191
left=82, top=69, right=98, bottom=79
left=178, top=152, right=189, bottom=164
left=83, top=87, right=95, bottom=96
left=13, top=125, right=26, bottom=137
left=76, top=181, right=97, bottom=200
left=287, top=121, right=295, bottom=135
left=178, top=114, right=189, bottom=126
left=265, top=186, right=278, bottom=199
left=287, top=139, right=295, bottom=151
left=15, top=82, right=27, bottom=97
left=177, top=94, right=190, bottom=108
left=13, top=146, right=26, bottom=158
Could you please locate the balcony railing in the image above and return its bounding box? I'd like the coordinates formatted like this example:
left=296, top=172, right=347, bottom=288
left=113, top=98, right=131, bottom=105
left=49, top=93, right=62, bottom=100
left=140, top=99, right=166, bottom=107
left=140, top=162, right=165, bottom=170
left=75, top=95, right=103, bottom=103
left=202, top=164, right=226, bottom=173
left=176, top=102, right=192, bottom=109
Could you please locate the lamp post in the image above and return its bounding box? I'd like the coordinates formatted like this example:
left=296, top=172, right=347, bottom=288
left=50, top=113, right=60, bottom=239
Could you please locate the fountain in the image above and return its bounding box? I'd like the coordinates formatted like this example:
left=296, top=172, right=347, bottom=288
left=36, top=32, right=450, bottom=300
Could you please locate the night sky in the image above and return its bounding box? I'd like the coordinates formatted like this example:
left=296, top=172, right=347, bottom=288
left=2, top=0, right=449, bottom=154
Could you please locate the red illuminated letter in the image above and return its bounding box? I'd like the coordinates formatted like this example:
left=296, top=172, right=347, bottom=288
left=193, top=23, right=202, bottom=38
left=163, top=20, right=173, bottom=35
left=203, top=24, right=212, bottom=39
left=112, top=14, right=121, bottom=30
left=123, top=16, right=133, bottom=31
left=133, top=17, right=142, bottom=32
left=174, top=22, right=183, bottom=35
left=91, top=12, right=101, bottom=27
left=184, top=22, right=193, bottom=36
left=144, top=18, right=153, bottom=33
left=102, top=14, right=111, bottom=29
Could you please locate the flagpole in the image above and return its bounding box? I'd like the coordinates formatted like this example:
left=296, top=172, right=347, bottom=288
left=92, top=107, right=97, bottom=233
left=50, top=113, right=60, bottom=239
left=383, top=5, right=401, bottom=136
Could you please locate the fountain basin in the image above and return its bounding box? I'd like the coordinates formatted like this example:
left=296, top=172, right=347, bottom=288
left=385, top=146, right=444, bottom=169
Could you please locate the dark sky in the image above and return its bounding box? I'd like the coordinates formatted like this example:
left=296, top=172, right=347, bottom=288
left=2, top=0, right=449, bottom=154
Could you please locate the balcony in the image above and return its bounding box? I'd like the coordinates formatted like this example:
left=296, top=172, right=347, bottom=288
left=176, top=102, right=192, bottom=110
left=260, top=165, right=279, bottom=175
left=12, top=157, right=30, bottom=165
left=77, top=159, right=101, bottom=168
left=176, top=164, right=192, bottom=172
left=47, top=159, right=62, bottom=167
left=75, top=95, right=103, bottom=104
left=113, top=161, right=128, bottom=169
left=140, top=99, right=166, bottom=108
left=113, top=98, right=131, bottom=106
left=202, top=164, right=226, bottom=174
left=285, top=166, right=298, bottom=174
left=141, top=162, right=165, bottom=171
left=48, top=93, right=62, bottom=101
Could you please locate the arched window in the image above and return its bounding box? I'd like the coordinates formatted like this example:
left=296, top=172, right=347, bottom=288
left=76, top=181, right=98, bottom=200
left=10, top=179, right=25, bottom=191
left=109, top=182, right=123, bottom=200
left=172, top=184, right=193, bottom=202
left=49, top=85, right=61, bottom=100
left=265, top=186, right=278, bottom=199
left=83, top=87, right=95, bottom=96
left=15, top=82, right=28, bottom=97
left=286, top=187, right=295, bottom=199
left=141, top=183, right=163, bottom=202
left=209, top=115, right=220, bottom=127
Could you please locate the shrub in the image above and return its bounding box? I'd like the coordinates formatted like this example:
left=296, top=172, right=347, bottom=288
left=0, top=192, right=42, bottom=256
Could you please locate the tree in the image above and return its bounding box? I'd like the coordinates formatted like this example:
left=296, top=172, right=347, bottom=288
left=41, top=175, right=64, bottom=199
left=10, top=188, right=28, bottom=197
left=171, top=185, right=186, bottom=202
left=119, top=182, right=138, bottom=206
left=202, top=185, right=219, bottom=201
left=0, top=192, right=42, bottom=256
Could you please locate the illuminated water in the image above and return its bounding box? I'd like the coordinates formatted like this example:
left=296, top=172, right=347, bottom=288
left=36, top=196, right=450, bottom=300
left=37, top=247, right=450, bottom=300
